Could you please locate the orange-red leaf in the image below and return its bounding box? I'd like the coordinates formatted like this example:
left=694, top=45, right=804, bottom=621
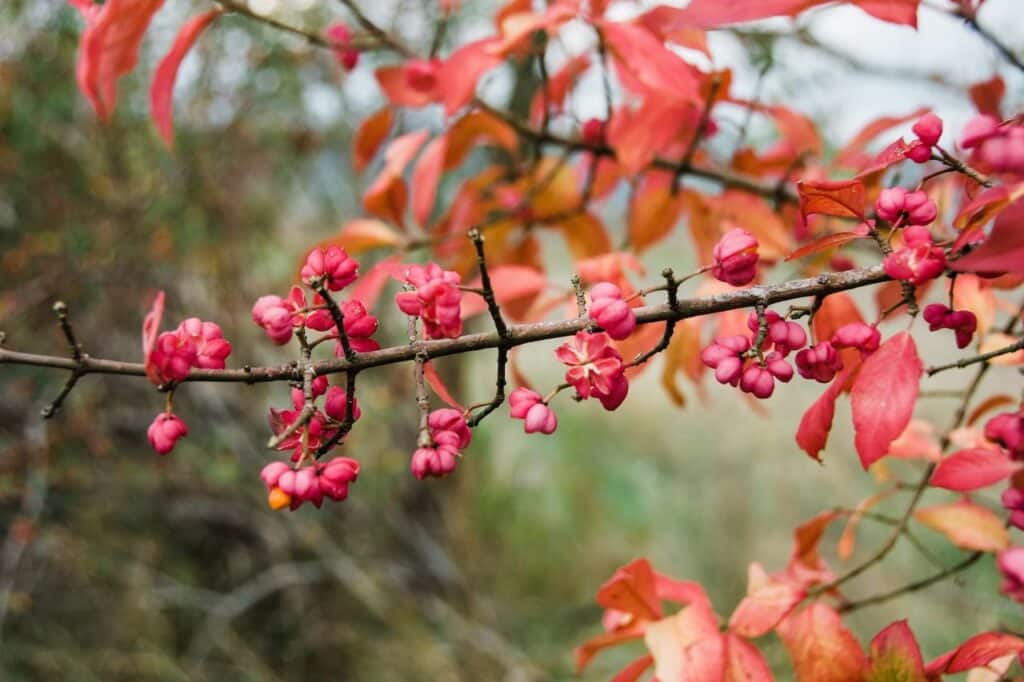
left=798, top=179, right=866, bottom=220
left=440, top=38, right=503, bottom=115
left=777, top=603, right=867, bottom=682
left=786, top=232, right=867, bottom=261
left=953, top=194, right=1024, bottom=275
left=353, top=107, right=394, bottom=173
left=851, top=332, right=921, bottom=469
left=914, top=501, right=1009, bottom=552
left=795, top=367, right=851, bottom=461
left=835, top=108, right=929, bottom=169
left=150, top=8, right=223, bottom=148
left=629, top=177, right=685, bottom=252
left=866, top=620, right=925, bottom=682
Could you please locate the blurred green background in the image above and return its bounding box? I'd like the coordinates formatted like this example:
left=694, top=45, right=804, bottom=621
left=1, top=1, right=1021, bottom=680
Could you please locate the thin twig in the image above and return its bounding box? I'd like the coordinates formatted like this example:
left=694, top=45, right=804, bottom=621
left=466, top=231, right=510, bottom=427
left=309, top=278, right=356, bottom=361
left=927, top=337, right=1024, bottom=376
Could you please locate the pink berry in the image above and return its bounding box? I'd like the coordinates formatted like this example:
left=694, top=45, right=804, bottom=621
left=428, top=408, right=471, bottom=450
left=589, top=282, right=637, bottom=340
left=764, top=352, right=793, bottom=382
left=581, top=118, right=605, bottom=145
left=301, top=246, right=359, bottom=292
left=902, top=190, right=937, bottom=226
left=883, top=226, right=946, bottom=285
left=555, top=331, right=628, bottom=409
left=740, top=365, right=775, bottom=399
left=711, top=228, right=759, bottom=286
left=831, top=322, right=880, bottom=353
left=961, top=114, right=1001, bottom=149
left=794, top=342, right=843, bottom=383
left=998, top=547, right=1024, bottom=603
left=147, top=412, right=188, bottom=455
left=875, top=187, right=907, bottom=223
left=1002, top=488, right=1024, bottom=531
left=912, top=112, right=943, bottom=147
left=410, top=445, right=459, bottom=480
left=176, top=318, right=231, bottom=370
left=404, top=59, right=441, bottom=93
left=509, top=387, right=558, bottom=434
left=985, top=410, right=1024, bottom=459
left=324, top=385, right=362, bottom=422
left=326, top=23, right=360, bottom=71
left=395, top=263, right=464, bottom=340
left=906, top=140, right=932, bottom=163
left=923, top=304, right=977, bottom=349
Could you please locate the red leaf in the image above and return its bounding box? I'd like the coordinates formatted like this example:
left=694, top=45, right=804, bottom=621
left=629, top=174, right=686, bottom=252
left=460, top=265, right=547, bottom=322
left=914, top=501, right=1009, bottom=552
left=600, top=20, right=700, bottom=103
left=70, top=0, right=166, bottom=121
left=930, top=447, right=1022, bottom=491
left=422, top=361, right=463, bottom=411
left=851, top=332, right=921, bottom=469
left=969, top=74, right=1005, bottom=117
left=935, top=632, right=1024, bottom=674
left=776, top=603, right=867, bottom=682
left=353, top=107, right=394, bottom=172
left=142, top=290, right=165, bottom=386
left=798, top=179, right=866, bottom=220
left=953, top=195, right=1024, bottom=275
left=150, top=8, right=223, bottom=148
left=834, top=108, right=929, bottom=169
left=728, top=563, right=804, bottom=639
left=795, top=367, right=851, bottom=461
left=642, top=0, right=917, bottom=27
left=852, top=0, right=919, bottom=27
left=440, top=38, right=503, bottom=116
left=866, top=620, right=926, bottom=682
left=596, top=558, right=663, bottom=621
left=411, top=135, right=448, bottom=227
left=607, top=100, right=689, bottom=175
left=785, top=232, right=867, bottom=261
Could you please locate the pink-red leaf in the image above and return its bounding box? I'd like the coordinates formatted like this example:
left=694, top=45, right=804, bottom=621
left=927, top=632, right=1024, bottom=675
left=953, top=195, right=1024, bottom=275
left=70, top=0, right=166, bottom=121
left=796, top=367, right=852, bottom=461
left=724, top=633, right=773, bottom=681
left=411, top=135, right=449, bottom=227
left=930, top=447, right=1022, bottom=491
left=150, top=8, right=223, bottom=148
left=776, top=603, right=867, bottom=682
left=851, top=332, right=921, bottom=469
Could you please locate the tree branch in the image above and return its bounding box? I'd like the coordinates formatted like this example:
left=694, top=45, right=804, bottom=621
left=0, top=266, right=890, bottom=389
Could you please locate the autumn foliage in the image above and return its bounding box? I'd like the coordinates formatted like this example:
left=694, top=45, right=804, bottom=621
left=5, top=0, right=1024, bottom=678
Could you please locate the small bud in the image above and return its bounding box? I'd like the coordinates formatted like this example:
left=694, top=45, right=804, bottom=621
left=581, top=118, right=605, bottom=145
